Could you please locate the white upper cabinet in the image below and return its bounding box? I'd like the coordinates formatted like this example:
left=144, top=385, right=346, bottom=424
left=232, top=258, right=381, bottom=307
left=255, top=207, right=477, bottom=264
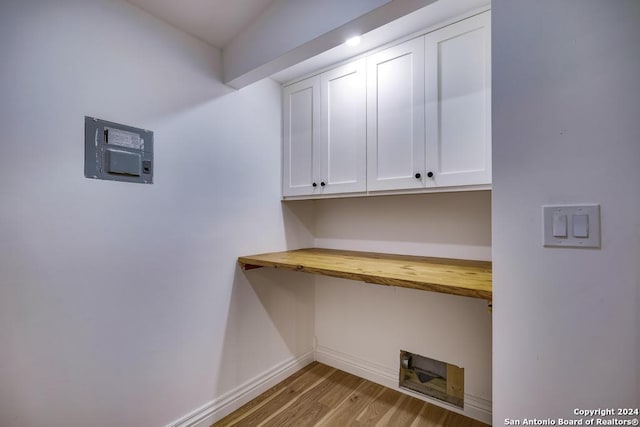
left=425, top=11, right=491, bottom=187
left=282, top=10, right=491, bottom=199
left=283, top=60, right=366, bottom=197
left=366, top=37, right=425, bottom=192
left=321, top=59, right=367, bottom=194
left=283, top=76, right=321, bottom=197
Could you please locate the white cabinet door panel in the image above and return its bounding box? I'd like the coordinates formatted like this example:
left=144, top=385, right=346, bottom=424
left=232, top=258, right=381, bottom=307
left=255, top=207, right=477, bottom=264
left=367, top=37, right=425, bottom=191
left=321, top=59, right=366, bottom=194
left=283, top=77, right=321, bottom=196
left=425, top=12, right=491, bottom=187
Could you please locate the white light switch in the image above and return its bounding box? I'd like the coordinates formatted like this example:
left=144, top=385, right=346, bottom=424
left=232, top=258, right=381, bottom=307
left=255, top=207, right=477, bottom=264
left=552, top=213, right=568, bottom=237
left=543, top=204, right=600, bottom=248
left=572, top=214, right=589, bottom=238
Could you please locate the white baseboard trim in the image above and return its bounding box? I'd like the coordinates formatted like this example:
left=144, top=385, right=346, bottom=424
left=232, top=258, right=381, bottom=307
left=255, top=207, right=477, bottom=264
left=165, top=350, right=315, bottom=427
left=166, top=346, right=491, bottom=427
left=315, top=345, right=492, bottom=425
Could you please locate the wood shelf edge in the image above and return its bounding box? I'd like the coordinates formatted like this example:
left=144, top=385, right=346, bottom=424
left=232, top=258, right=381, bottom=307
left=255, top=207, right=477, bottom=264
left=238, top=248, right=492, bottom=303
left=240, top=262, right=264, bottom=271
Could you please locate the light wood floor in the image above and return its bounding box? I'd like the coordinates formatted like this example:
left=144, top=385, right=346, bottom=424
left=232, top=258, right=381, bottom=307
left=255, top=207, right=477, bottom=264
left=213, top=362, right=489, bottom=427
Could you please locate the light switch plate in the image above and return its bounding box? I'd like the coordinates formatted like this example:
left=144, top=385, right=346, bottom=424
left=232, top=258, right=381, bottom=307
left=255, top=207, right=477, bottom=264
left=543, top=204, right=600, bottom=248
left=552, top=213, right=567, bottom=237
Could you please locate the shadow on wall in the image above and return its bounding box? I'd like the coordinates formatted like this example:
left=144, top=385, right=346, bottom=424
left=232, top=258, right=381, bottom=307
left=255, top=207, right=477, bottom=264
left=213, top=264, right=314, bottom=398
left=281, top=200, right=316, bottom=250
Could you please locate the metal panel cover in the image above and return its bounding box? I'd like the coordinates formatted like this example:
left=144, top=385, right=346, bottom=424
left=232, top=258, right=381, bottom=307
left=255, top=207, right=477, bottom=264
left=84, top=116, right=153, bottom=184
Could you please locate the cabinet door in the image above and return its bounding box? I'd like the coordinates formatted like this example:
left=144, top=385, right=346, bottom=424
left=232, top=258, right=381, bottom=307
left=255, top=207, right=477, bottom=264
left=320, top=59, right=366, bottom=194
left=425, top=11, right=491, bottom=187
left=367, top=37, right=425, bottom=191
left=283, top=76, right=321, bottom=197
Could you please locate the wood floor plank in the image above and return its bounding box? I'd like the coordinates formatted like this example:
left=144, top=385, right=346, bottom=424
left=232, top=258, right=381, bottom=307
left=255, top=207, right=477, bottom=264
left=316, top=370, right=364, bottom=408
left=384, top=392, right=426, bottom=427
left=442, top=411, right=489, bottom=427
left=410, top=402, right=449, bottom=427
left=273, top=401, right=329, bottom=427
left=214, top=362, right=319, bottom=427
left=354, top=387, right=402, bottom=425
left=260, top=370, right=353, bottom=427
left=212, top=363, right=489, bottom=427
left=317, top=380, right=385, bottom=426
left=214, top=363, right=334, bottom=427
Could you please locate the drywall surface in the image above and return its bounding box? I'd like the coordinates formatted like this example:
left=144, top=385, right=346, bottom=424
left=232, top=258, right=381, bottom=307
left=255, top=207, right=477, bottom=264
left=312, top=192, right=493, bottom=423
left=492, top=0, right=640, bottom=423
left=222, top=0, right=438, bottom=88
left=223, top=0, right=388, bottom=86
left=0, top=1, right=314, bottom=426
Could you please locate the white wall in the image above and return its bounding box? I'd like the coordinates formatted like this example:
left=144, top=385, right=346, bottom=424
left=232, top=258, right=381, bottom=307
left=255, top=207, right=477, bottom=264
left=224, top=0, right=388, bottom=82
left=311, top=192, right=493, bottom=423
left=222, top=0, right=437, bottom=88
left=0, top=1, right=314, bottom=426
left=493, top=0, right=640, bottom=423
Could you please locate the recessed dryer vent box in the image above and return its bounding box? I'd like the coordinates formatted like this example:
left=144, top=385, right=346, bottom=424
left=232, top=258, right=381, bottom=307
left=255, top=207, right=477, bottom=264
left=400, top=350, right=464, bottom=408
left=84, top=116, right=153, bottom=184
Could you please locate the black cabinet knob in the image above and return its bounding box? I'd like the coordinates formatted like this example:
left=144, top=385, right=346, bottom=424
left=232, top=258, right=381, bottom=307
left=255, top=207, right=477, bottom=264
left=415, top=173, right=421, bottom=179
left=427, top=171, right=434, bottom=178
left=312, top=182, right=317, bottom=187
left=320, top=181, right=326, bottom=187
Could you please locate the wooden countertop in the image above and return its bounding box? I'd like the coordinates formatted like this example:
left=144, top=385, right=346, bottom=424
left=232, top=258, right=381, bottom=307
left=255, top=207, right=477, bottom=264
left=238, top=248, right=492, bottom=301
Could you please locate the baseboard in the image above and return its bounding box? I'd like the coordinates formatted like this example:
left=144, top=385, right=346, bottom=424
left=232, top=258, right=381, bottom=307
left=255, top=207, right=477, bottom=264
left=165, top=350, right=315, bottom=427
left=315, top=345, right=492, bottom=425
left=166, top=346, right=491, bottom=426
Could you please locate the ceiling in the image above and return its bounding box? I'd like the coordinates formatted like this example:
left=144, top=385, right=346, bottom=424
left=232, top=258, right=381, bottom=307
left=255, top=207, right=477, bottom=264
left=126, top=0, right=274, bottom=48
left=126, top=0, right=490, bottom=85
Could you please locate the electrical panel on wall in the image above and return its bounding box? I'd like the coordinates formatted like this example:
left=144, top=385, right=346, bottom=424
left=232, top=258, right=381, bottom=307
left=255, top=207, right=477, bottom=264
left=84, top=117, right=153, bottom=184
